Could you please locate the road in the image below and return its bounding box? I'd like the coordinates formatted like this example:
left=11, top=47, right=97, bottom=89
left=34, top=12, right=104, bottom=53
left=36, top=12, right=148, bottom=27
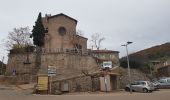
left=0, top=84, right=170, bottom=100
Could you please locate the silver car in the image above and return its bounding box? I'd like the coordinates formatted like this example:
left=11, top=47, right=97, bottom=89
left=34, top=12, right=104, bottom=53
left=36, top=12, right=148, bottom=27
left=156, top=77, right=170, bottom=89
left=125, top=81, right=155, bottom=93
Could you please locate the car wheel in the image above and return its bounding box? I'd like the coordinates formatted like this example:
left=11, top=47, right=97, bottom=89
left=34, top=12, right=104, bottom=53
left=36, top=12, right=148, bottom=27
left=125, top=87, right=130, bottom=91
left=143, top=88, right=148, bottom=93
left=149, top=90, right=153, bottom=93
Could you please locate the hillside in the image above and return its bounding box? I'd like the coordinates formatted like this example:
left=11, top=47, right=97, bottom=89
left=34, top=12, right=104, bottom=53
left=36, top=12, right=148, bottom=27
left=120, top=42, right=170, bottom=72
left=130, top=42, right=170, bottom=61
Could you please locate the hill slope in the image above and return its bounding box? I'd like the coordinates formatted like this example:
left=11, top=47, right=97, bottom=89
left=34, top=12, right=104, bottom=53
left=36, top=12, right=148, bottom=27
left=130, top=42, right=170, bottom=61
left=120, top=42, right=170, bottom=72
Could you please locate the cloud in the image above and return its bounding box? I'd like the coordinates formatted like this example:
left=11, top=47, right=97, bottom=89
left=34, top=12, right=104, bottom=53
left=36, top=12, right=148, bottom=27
left=0, top=0, right=170, bottom=61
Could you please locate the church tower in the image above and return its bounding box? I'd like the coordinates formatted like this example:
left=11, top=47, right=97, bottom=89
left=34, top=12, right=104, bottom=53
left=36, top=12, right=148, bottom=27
left=42, top=13, right=87, bottom=52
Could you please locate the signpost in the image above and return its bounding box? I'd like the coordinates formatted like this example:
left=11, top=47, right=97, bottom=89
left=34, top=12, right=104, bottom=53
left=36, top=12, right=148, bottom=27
left=48, top=65, right=57, bottom=76
left=37, top=75, right=48, bottom=91
left=48, top=65, right=56, bottom=94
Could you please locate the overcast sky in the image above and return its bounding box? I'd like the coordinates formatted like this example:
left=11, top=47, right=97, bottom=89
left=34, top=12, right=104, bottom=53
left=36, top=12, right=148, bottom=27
left=0, top=0, right=170, bottom=63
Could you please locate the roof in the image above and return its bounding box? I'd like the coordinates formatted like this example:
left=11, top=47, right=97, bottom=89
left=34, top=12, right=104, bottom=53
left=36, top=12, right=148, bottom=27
left=158, top=65, right=170, bottom=69
left=91, top=50, right=119, bottom=54
left=90, top=71, right=120, bottom=76
left=94, top=58, right=112, bottom=62
left=76, top=35, right=88, bottom=40
left=46, top=13, right=78, bottom=24
left=89, top=67, right=123, bottom=76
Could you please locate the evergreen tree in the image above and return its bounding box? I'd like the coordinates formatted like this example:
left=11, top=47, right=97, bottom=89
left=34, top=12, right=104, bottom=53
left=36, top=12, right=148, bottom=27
left=31, top=12, right=46, bottom=74
left=31, top=12, right=46, bottom=47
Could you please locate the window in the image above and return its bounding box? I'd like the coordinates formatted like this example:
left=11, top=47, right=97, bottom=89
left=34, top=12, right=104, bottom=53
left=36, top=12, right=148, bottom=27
left=131, top=81, right=139, bottom=85
left=58, top=27, right=66, bottom=36
left=167, top=79, right=170, bottom=83
left=159, top=79, right=166, bottom=83
left=140, top=82, right=146, bottom=85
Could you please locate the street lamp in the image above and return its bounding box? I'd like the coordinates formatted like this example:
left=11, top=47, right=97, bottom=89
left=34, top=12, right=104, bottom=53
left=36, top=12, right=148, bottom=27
left=122, top=41, right=133, bottom=94
left=1, top=56, right=4, bottom=75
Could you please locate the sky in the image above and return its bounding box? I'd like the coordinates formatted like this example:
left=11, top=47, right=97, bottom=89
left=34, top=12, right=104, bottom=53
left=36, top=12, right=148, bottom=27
left=0, top=0, right=170, bottom=63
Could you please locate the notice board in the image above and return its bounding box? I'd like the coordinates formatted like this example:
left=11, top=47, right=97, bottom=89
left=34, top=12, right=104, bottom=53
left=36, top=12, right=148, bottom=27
left=37, top=75, right=48, bottom=91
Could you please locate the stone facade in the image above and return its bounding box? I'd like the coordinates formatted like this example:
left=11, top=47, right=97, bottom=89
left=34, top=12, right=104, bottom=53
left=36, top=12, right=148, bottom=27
left=6, top=53, right=36, bottom=75
left=51, top=76, right=100, bottom=93
left=40, top=53, right=99, bottom=77
left=42, top=13, right=87, bottom=52
left=6, top=52, right=99, bottom=77
left=119, top=69, right=149, bottom=88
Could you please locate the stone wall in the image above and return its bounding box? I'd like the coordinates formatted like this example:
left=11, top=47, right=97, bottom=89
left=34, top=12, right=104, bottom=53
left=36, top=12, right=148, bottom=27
left=4, top=75, right=37, bottom=84
left=40, top=53, right=99, bottom=75
left=51, top=75, right=100, bottom=93
left=119, top=69, right=149, bottom=88
left=6, top=53, right=36, bottom=75
left=6, top=52, right=100, bottom=83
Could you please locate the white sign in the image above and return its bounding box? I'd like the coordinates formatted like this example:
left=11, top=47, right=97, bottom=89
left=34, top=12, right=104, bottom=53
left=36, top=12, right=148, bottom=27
left=102, top=61, right=112, bottom=68
left=48, top=65, right=56, bottom=76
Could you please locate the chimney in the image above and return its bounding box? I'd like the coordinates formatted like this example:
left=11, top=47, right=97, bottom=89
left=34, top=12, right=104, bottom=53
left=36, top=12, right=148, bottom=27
left=45, top=14, right=51, bottom=22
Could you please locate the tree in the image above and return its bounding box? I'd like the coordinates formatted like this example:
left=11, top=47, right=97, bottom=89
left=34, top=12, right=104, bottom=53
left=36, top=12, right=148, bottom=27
left=31, top=12, right=47, bottom=74
left=91, top=33, right=105, bottom=50
left=6, top=27, right=32, bottom=50
left=120, top=59, right=143, bottom=69
left=31, top=12, right=46, bottom=47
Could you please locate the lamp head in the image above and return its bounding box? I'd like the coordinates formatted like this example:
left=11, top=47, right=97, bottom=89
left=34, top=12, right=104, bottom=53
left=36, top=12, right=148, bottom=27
left=127, top=41, right=133, bottom=44
left=121, top=45, right=126, bottom=46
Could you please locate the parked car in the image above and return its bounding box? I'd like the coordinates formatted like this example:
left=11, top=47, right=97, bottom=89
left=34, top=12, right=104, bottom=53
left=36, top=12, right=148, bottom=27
left=151, top=81, right=160, bottom=90
left=125, top=81, right=155, bottom=93
left=156, top=77, right=170, bottom=89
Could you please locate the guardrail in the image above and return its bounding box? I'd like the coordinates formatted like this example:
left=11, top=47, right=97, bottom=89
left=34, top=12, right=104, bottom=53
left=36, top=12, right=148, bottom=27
left=41, top=48, right=92, bottom=56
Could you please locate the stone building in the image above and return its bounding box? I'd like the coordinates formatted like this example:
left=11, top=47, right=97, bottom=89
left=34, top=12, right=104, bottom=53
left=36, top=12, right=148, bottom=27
left=42, top=13, right=87, bottom=53
left=6, top=13, right=120, bottom=93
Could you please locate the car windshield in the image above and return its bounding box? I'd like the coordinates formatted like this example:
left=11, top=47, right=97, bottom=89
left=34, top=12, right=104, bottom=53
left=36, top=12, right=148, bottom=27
left=167, top=79, right=170, bottom=83
left=131, top=82, right=138, bottom=85
left=131, top=81, right=146, bottom=85
left=158, top=79, right=166, bottom=83
left=137, top=81, right=146, bottom=85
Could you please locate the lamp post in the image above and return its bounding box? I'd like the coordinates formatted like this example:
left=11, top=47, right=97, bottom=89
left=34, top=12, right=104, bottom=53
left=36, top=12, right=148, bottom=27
left=122, top=41, right=133, bottom=94
left=0, top=56, right=4, bottom=75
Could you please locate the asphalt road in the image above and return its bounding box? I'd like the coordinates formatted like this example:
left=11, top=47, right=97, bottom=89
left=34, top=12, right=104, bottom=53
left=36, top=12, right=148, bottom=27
left=0, top=84, right=170, bottom=100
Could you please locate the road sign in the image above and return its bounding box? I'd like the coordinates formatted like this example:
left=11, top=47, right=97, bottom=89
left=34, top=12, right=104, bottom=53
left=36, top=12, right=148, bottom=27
left=48, top=65, right=56, bottom=76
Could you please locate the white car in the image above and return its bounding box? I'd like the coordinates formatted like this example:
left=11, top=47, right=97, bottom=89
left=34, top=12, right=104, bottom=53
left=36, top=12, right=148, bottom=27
left=125, top=81, right=155, bottom=93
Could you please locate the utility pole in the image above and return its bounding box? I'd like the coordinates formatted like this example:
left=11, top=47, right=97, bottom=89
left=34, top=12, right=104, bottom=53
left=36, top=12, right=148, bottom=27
left=1, top=56, right=4, bottom=75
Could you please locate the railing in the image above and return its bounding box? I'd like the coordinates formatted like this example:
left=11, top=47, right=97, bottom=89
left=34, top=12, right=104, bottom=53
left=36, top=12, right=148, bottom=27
left=41, top=48, right=91, bottom=56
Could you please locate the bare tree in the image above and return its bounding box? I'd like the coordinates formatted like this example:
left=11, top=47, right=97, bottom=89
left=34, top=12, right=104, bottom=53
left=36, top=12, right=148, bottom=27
left=91, top=33, right=105, bottom=50
left=6, top=26, right=32, bottom=50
